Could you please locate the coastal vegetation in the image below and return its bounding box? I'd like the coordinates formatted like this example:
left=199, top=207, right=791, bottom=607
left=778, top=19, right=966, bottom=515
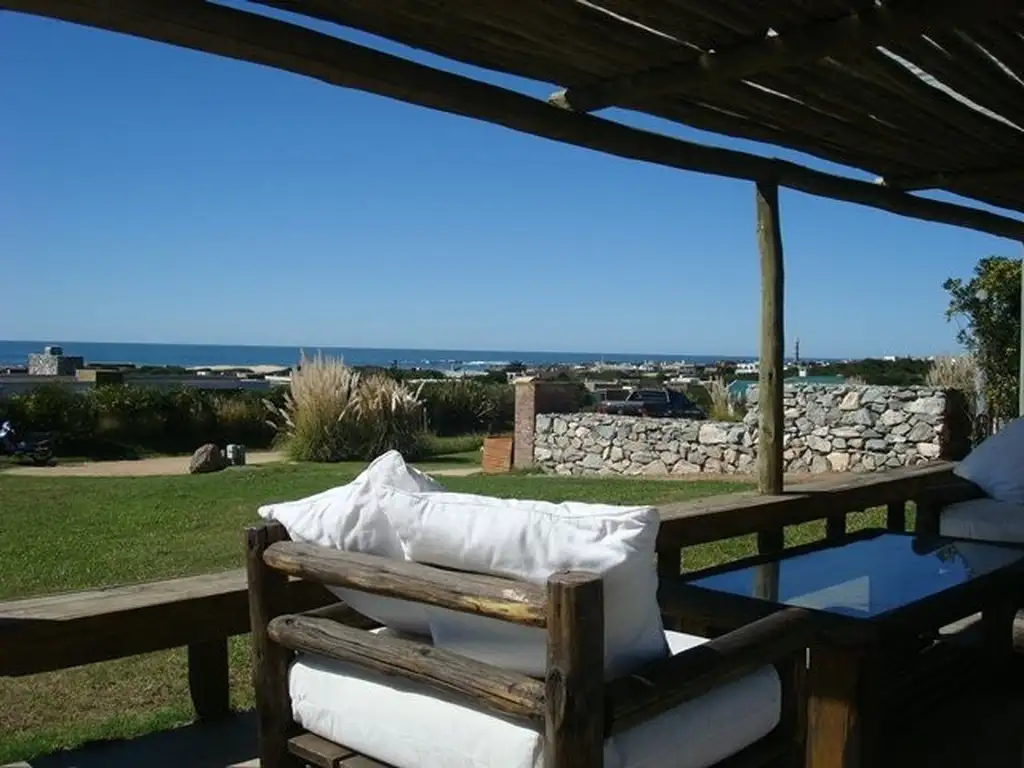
left=944, top=255, right=1021, bottom=421
left=0, top=368, right=514, bottom=461
left=269, top=353, right=427, bottom=462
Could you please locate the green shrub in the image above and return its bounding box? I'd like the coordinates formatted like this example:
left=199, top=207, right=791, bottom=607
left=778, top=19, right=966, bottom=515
left=420, top=381, right=514, bottom=436
left=213, top=393, right=275, bottom=448
left=15, top=383, right=97, bottom=451
left=269, top=353, right=426, bottom=462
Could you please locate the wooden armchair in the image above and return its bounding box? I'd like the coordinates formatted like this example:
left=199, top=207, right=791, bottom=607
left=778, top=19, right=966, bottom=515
left=247, top=521, right=816, bottom=768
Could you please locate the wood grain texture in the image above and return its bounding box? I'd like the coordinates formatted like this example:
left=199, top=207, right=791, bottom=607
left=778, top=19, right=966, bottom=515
left=268, top=613, right=545, bottom=726
left=247, top=523, right=301, bottom=768
left=606, top=607, right=819, bottom=736
left=551, top=0, right=1017, bottom=111
left=264, top=542, right=547, bottom=627
left=656, top=462, right=973, bottom=548
left=6, top=1, right=1024, bottom=237
left=756, top=181, right=785, bottom=495
left=805, top=643, right=879, bottom=768
left=287, top=733, right=353, bottom=767
left=0, top=568, right=333, bottom=677
left=545, top=571, right=605, bottom=768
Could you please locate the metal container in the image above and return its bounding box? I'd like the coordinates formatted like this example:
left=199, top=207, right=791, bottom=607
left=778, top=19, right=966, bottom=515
left=225, top=444, right=247, bottom=466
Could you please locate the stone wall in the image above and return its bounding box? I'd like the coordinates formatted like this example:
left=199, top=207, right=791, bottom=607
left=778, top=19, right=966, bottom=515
left=533, top=385, right=959, bottom=476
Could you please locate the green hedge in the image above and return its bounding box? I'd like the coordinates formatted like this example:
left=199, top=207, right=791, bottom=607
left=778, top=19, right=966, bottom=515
left=1, top=384, right=284, bottom=458
left=0, top=381, right=511, bottom=458
left=418, top=381, right=514, bottom=437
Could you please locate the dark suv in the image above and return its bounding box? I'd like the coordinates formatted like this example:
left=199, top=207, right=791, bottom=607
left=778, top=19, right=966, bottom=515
left=597, top=388, right=706, bottom=419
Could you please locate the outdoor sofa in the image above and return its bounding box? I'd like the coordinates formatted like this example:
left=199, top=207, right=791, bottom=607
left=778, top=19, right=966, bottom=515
left=247, top=451, right=816, bottom=768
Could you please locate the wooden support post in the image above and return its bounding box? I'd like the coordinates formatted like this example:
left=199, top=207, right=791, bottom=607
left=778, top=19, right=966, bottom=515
left=886, top=501, right=906, bottom=532
left=805, top=643, right=880, bottom=768
left=545, top=571, right=605, bottom=768
left=755, top=528, right=784, bottom=602
left=246, top=523, right=301, bottom=768
left=188, top=639, right=230, bottom=720
left=657, top=547, right=684, bottom=631
left=756, top=181, right=785, bottom=495
left=825, top=514, right=846, bottom=541
left=913, top=498, right=940, bottom=536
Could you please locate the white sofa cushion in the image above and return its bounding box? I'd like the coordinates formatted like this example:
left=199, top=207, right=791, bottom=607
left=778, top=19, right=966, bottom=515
left=289, top=629, right=782, bottom=768
left=940, top=497, right=1024, bottom=543
left=374, top=485, right=668, bottom=678
left=257, top=451, right=444, bottom=635
left=953, top=418, right=1024, bottom=504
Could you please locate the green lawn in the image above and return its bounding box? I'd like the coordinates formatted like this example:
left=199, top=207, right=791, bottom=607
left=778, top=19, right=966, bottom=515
left=0, top=461, right=886, bottom=763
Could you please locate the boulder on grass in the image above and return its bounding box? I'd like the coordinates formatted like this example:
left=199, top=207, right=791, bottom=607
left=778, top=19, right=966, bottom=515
left=189, top=443, right=228, bottom=474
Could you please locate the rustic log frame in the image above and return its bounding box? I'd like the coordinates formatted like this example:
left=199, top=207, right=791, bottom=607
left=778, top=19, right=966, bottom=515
left=246, top=522, right=821, bottom=767
left=550, top=0, right=1018, bottom=112
left=6, top=0, right=1024, bottom=240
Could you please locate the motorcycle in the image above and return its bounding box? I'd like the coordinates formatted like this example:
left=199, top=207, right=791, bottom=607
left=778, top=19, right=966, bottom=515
left=0, top=420, right=55, bottom=466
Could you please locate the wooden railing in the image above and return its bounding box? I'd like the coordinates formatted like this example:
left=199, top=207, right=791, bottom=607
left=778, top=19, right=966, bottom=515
left=0, top=569, right=334, bottom=719
left=654, top=461, right=982, bottom=583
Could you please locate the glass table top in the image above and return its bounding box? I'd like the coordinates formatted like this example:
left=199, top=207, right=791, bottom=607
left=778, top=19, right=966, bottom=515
left=687, top=532, right=1024, bottom=619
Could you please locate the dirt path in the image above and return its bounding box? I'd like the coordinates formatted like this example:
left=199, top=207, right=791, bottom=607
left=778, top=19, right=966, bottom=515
left=0, top=453, right=485, bottom=479
left=1, top=451, right=287, bottom=477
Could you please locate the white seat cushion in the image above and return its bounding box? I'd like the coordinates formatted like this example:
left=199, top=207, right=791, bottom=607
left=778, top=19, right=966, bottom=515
left=258, top=451, right=445, bottom=636
left=261, top=451, right=668, bottom=678
left=939, top=497, right=1024, bottom=543
left=953, top=418, right=1024, bottom=504
left=289, top=630, right=782, bottom=768
left=372, top=485, right=668, bottom=678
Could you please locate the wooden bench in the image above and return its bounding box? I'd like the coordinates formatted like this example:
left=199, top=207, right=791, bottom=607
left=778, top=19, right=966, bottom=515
left=0, top=568, right=333, bottom=720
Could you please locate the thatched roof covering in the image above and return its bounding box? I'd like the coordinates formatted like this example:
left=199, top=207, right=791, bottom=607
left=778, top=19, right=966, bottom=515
left=7, top=0, right=1024, bottom=235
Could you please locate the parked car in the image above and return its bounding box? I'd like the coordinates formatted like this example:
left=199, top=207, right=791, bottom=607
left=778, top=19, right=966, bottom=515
left=597, top=388, right=706, bottom=419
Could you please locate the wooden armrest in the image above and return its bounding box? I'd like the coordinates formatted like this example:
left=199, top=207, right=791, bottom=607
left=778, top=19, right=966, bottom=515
left=264, top=541, right=547, bottom=627
left=914, top=474, right=985, bottom=507
left=605, top=607, right=821, bottom=736
left=268, top=613, right=545, bottom=726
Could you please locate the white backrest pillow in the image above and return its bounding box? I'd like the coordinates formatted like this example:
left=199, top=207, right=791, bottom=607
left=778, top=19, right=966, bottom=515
left=257, top=451, right=444, bottom=636
left=376, top=485, right=669, bottom=679
left=954, top=417, right=1024, bottom=504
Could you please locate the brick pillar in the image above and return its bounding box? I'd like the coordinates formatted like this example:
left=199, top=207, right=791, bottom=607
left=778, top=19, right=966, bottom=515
left=514, top=379, right=537, bottom=471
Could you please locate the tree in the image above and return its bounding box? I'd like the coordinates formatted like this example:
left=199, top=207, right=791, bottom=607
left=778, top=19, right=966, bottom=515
left=943, top=256, right=1021, bottom=420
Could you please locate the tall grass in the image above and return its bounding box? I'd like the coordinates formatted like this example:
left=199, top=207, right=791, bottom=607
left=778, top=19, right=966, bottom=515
left=269, top=352, right=426, bottom=462
left=708, top=378, right=743, bottom=421
left=926, top=354, right=977, bottom=400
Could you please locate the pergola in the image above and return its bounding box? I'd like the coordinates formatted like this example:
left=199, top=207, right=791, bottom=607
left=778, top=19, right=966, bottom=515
left=8, top=0, right=1024, bottom=493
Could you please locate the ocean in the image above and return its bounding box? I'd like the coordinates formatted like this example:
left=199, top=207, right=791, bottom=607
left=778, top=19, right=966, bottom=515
left=0, top=340, right=751, bottom=371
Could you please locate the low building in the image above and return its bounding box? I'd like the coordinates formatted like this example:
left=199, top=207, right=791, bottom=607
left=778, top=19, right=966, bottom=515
left=27, top=345, right=84, bottom=376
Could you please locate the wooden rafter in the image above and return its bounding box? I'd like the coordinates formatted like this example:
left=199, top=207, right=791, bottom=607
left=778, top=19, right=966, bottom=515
left=4, top=0, right=1024, bottom=239
left=882, top=165, right=1024, bottom=192
left=549, top=0, right=1023, bottom=113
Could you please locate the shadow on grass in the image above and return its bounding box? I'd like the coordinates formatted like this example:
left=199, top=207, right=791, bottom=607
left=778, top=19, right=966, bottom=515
left=23, top=712, right=258, bottom=768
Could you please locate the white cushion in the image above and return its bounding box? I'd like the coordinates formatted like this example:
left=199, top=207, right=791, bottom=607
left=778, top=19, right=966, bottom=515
left=374, top=485, right=668, bottom=678
left=953, top=418, right=1024, bottom=504
left=289, top=629, right=782, bottom=768
left=257, top=451, right=445, bottom=635
left=940, top=497, right=1024, bottom=543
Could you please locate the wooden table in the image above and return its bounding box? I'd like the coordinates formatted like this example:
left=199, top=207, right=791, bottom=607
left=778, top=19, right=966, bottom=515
left=673, top=529, right=1024, bottom=768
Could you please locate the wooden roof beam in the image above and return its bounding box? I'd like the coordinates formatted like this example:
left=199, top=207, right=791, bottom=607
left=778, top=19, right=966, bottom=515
left=882, top=165, right=1024, bottom=192
left=5, top=0, right=1024, bottom=240
left=550, top=0, right=1023, bottom=113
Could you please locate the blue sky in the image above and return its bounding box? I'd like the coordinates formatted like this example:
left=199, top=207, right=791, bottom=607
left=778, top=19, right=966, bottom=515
left=1, top=8, right=1018, bottom=359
